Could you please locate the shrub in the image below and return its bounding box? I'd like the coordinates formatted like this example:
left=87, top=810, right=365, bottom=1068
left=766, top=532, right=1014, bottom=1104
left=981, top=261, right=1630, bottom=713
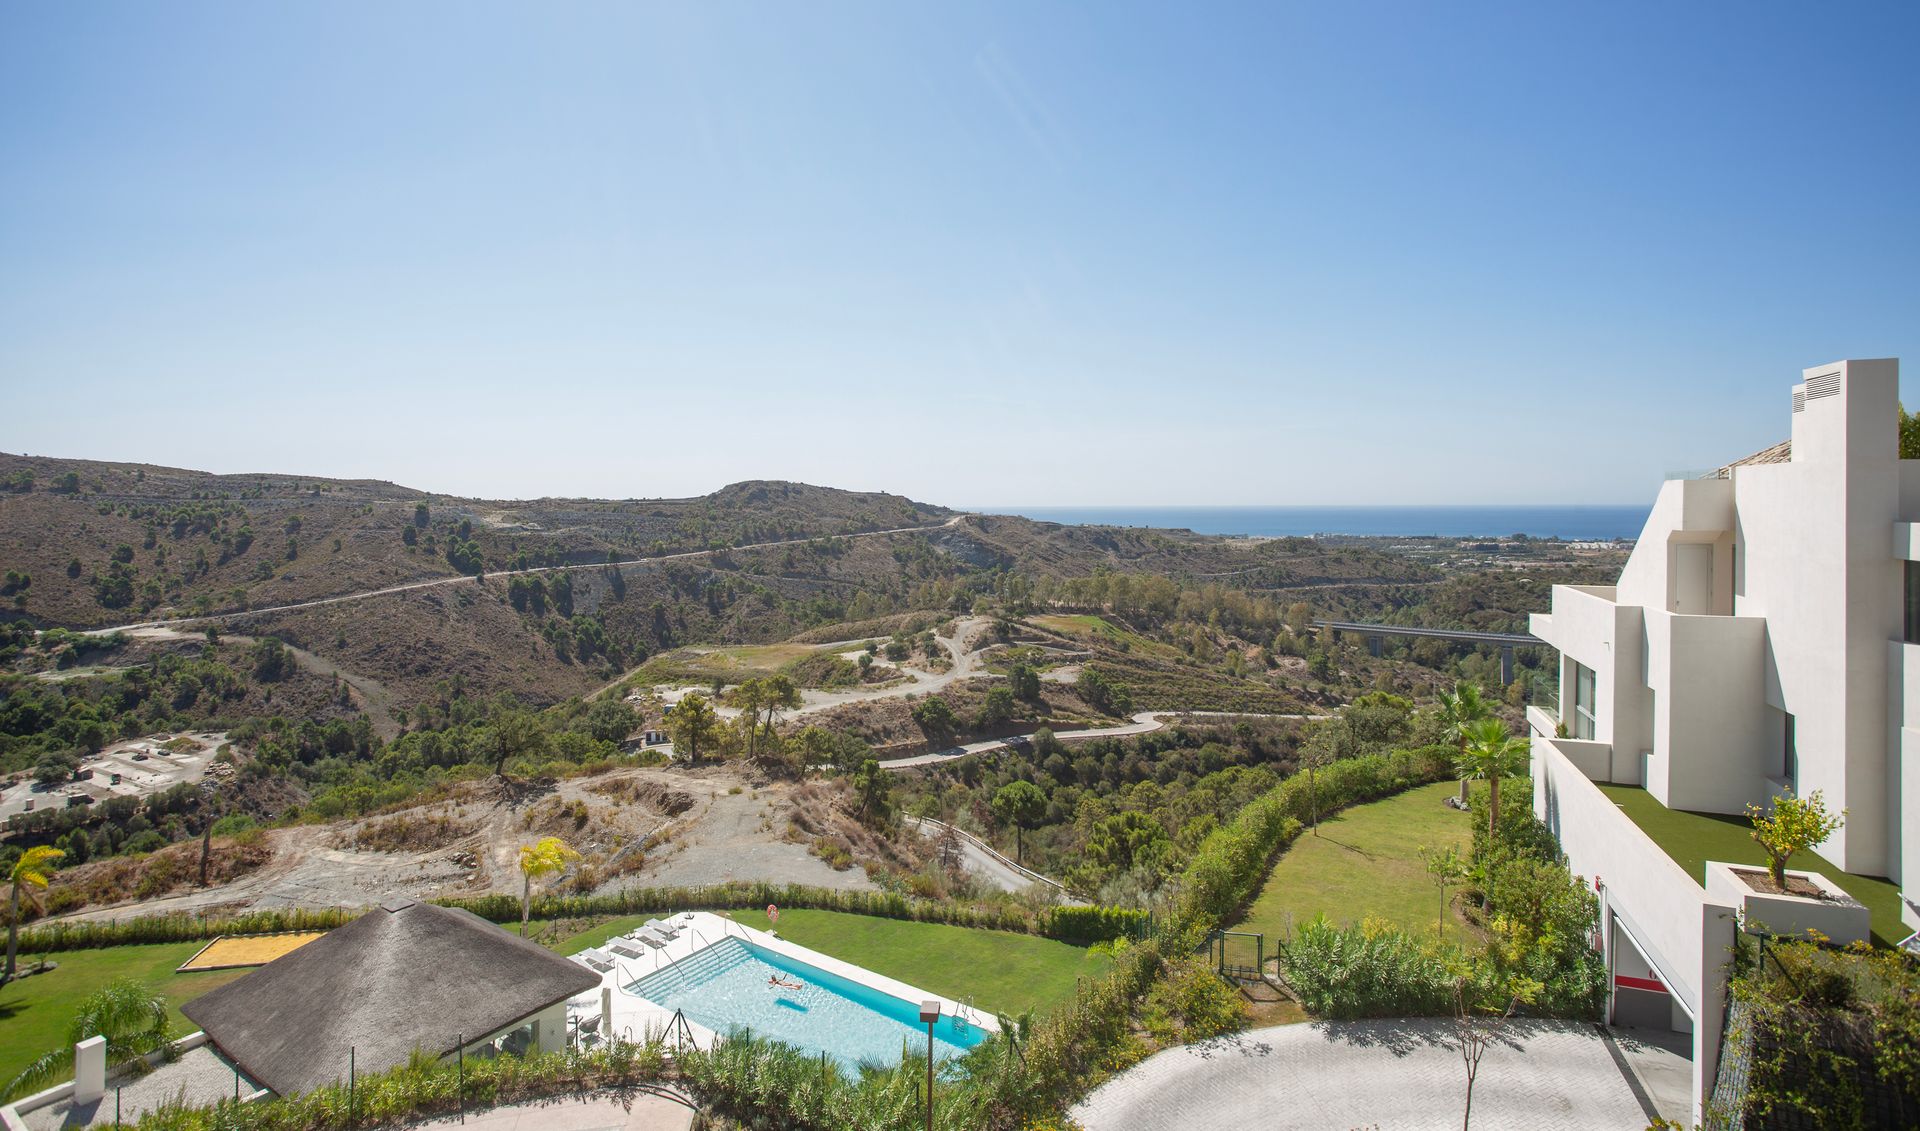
left=1279, top=916, right=1460, bottom=1018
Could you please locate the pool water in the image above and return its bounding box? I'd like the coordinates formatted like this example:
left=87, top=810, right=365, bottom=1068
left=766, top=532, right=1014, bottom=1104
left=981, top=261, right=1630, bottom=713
left=627, top=936, right=987, bottom=1072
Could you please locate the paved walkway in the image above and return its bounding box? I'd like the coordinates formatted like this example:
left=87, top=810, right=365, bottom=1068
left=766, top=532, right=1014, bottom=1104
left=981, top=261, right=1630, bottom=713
left=1071, top=1019, right=1684, bottom=1131
left=406, top=1089, right=694, bottom=1131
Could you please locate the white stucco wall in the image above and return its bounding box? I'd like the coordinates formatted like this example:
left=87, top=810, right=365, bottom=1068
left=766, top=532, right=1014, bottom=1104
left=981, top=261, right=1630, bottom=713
left=1534, top=739, right=1738, bottom=1126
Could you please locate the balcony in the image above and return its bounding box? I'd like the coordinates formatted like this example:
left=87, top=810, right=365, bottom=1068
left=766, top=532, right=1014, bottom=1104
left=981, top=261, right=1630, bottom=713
left=1595, top=783, right=1904, bottom=948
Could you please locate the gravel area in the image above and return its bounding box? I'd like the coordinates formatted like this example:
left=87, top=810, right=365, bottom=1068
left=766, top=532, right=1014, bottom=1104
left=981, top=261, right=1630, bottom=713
left=25, top=1045, right=261, bottom=1130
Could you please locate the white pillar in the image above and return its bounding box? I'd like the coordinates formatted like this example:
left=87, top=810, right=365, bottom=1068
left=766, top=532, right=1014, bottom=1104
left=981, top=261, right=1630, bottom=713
left=601, top=987, right=613, bottom=1035
left=73, top=1036, right=106, bottom=1105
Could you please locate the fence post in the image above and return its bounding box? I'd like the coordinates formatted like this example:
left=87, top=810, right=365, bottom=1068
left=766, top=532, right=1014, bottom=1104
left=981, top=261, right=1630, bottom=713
left=115, top=1086, right=121, bottom=1128
left=349, top=1046, right=355, bottom=1122
left=458, top=1033, right=465, bottom=1123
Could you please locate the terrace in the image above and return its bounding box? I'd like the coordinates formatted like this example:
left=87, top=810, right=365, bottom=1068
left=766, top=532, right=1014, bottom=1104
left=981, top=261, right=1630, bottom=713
left=1594, top=784, right=1905, bottom=948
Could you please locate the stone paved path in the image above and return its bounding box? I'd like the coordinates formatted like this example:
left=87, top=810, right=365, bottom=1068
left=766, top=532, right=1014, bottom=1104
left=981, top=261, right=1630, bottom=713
left=1072, top=1018, right=1679, bottom=1131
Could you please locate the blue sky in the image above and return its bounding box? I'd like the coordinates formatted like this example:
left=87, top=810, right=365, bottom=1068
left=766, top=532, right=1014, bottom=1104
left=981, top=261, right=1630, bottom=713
left=2, top=2, right=1916, bottom=506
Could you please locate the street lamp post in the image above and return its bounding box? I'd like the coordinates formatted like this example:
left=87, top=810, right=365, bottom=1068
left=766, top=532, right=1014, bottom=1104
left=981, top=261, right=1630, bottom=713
left=919, top=1000, right=940, bottom=1131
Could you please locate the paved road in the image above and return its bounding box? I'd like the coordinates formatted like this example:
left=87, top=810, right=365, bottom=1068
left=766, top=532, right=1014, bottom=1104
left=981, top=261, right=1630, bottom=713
left=1071, top=1019, right=1682, bottom=1131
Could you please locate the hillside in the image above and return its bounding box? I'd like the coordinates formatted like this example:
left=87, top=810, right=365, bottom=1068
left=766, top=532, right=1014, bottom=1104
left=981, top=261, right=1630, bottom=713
left=0, top=453, right=1439, bottom=710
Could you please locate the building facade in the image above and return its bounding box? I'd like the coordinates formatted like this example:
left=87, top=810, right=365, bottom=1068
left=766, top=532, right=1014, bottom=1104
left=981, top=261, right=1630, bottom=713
left=1528, top=358, right=1919, bottom=1122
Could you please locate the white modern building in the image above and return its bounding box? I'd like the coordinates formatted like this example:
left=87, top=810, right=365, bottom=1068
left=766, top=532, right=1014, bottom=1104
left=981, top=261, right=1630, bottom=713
left=1528, top=358, right=1918, bottom=1123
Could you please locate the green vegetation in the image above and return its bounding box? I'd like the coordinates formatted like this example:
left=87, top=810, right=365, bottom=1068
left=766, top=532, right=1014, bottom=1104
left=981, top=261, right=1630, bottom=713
left=1235, top=781, right=1475, bottom=939
left=1597, top=783, right=1906, bottom=948
left=0, top=940, right=247, bottom=1089
left=1716, top=936, right=1920, bottom=1128
left=1277, top=781, right=1606, bottom=1022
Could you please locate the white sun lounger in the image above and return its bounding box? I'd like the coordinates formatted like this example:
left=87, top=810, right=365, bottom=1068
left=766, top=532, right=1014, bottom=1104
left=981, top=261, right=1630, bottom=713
left=608, top=940, right=647, bottom=959
left=577, top=947, right=617, bottom=972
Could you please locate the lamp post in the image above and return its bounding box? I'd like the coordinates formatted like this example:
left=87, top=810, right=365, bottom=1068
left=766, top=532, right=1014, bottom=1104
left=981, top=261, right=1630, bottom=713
left=919, top=1000, right=940, bottom=1131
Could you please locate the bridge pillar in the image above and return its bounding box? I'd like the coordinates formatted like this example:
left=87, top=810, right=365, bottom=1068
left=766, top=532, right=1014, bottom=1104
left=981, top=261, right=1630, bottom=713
left=1500, top=646, right=1514, bottom=686
left=1367, top=635, right=1382, bottom=658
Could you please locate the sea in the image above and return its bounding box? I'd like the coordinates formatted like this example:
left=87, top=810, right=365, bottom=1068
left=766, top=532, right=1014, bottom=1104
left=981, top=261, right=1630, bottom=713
left=976, top=505, right=1648, bottom=541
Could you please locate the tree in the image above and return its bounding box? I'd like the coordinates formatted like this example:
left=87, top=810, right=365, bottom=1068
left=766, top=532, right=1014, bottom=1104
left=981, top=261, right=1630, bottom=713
left=851, top=759, right=891, bottom=825
left=1008, top=662, right=1041, bottom=701
left=4, top=978, right=169, bottom=1101
left=5, top=845, right=64, bottom=982
left=1086, top=810, right=1171, bottom=878
left=1453, top=976, right=1530, bottom=1131
left=583, top=698, right=638, bottom=745
left=1457, top=718, right=1530, bottom=840
left=1298, top=726, right=1342, bottom=833
left=414, top=501, right=430, bottom=527
left=976, top=686, right=1016, bottom=728
left=1902, top=402, right=1920, bottom=460
left=1748, top=790, right=1845, bottom=889
left=1437, top=680, right=1493, bottom=799
left=516, top=836, right=580, bottom=935
left=486, top=710, right=550, bottom=779
left=667, top=693, right=723, bottom=763
left=31, top=751, right=77, bottom=786
left=911, top=696, right=957, bottom=740
left=991, top=780, right=1047, bottom=865
left=1420, top=844, right=1469, bottom=938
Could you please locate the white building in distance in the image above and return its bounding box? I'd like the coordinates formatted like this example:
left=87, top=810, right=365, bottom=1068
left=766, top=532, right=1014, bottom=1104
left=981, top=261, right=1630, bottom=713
left=1528, top=358, right=1917, bottom=1123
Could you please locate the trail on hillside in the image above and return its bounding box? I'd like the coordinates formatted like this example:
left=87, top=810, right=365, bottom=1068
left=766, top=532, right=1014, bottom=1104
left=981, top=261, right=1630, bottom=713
left=82, top=515, right=967, bottom=636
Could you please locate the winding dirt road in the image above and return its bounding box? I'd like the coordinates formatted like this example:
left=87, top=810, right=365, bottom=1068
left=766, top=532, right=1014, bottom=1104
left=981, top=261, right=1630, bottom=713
left=82, top=515, right=968, bottom=636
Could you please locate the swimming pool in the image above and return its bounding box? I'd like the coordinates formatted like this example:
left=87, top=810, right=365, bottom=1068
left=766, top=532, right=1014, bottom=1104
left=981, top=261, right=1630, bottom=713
left=627, top=936, right=988, bottom=1072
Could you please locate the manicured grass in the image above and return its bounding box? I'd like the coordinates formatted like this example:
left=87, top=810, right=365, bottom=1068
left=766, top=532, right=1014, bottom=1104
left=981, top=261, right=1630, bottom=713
left=1597, top=783, right=1907, bottom=949
left=1234, top=781, right=1477, bottom=942
left=0, top=941, right=250, bottom=1090
left=729, top=909, right=1108, bottom=1018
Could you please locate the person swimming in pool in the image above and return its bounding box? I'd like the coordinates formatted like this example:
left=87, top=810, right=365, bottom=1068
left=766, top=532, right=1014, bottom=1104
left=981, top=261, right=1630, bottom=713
left=768, top=974, right=802, bottom=990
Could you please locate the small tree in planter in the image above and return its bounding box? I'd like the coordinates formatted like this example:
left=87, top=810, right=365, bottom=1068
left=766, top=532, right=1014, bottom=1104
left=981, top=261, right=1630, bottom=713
left=1746, top=790, right=1845, bottom=890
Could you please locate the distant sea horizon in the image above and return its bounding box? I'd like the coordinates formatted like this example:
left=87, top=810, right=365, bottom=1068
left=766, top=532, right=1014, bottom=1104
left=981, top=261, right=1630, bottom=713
left=972, top=505, right=1648, bottom=541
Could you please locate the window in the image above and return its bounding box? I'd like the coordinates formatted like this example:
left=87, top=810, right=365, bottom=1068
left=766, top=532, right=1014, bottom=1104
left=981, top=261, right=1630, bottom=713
left=1572, top=662, right=1597, bottom=740
left=1906, top=562, right=1920, bottom=645
left=1783, top=712, right=1797, bottom=789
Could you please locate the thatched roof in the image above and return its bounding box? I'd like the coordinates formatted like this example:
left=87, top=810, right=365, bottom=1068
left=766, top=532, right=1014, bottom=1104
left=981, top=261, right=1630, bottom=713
left=182, top=900, right=598, bottom=1096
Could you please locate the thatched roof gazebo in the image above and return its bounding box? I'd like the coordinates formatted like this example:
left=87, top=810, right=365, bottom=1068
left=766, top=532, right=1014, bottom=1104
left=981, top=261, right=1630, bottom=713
left=182, top=899, right=600, bottom=1096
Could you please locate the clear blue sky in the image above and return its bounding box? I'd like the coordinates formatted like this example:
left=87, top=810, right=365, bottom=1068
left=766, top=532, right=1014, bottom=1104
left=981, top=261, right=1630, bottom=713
left=2, top=2, right=1916, bottom=506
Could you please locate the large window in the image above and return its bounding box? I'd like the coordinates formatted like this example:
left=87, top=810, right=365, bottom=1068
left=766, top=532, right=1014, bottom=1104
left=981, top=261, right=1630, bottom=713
left=1906, top=561, right=1920, bottom=645
left=1572, top=662, right=1597, bottom=740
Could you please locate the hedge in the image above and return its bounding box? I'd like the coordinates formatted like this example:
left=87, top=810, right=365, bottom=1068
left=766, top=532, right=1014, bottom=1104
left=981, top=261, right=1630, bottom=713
left=18, top=883, right=1149, bottom=955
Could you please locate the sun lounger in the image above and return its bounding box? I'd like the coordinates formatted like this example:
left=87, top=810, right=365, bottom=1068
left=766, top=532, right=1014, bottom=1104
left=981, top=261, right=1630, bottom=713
left=608, top=940, right=646, bottom=959
left=645, top=917, right=680, bottom=938
left=577, top=947, right=616, bottom=972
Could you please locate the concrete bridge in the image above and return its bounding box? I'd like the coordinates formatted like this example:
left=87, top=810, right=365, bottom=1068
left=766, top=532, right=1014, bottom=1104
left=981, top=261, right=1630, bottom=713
left=1311, top=619, right=1547, bottom=683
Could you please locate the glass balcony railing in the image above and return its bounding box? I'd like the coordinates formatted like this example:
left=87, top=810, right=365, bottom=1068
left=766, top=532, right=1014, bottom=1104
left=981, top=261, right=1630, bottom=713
left=1530, top=674, right=1560, bottom=715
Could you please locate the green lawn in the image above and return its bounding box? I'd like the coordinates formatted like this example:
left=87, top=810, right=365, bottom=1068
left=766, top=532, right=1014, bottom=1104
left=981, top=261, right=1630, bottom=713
left=1234, top=781, right=1477, bottom=942
left=729, top=909, right=1107, bottom=1018
left=1596, top=784, right=1907, bottom=949
left=0, top=941, right=250, bottom=1091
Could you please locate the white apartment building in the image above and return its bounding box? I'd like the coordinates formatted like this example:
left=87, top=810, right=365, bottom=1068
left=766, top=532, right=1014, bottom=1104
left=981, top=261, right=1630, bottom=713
left=1528, top=358, right=1918, bottom=1123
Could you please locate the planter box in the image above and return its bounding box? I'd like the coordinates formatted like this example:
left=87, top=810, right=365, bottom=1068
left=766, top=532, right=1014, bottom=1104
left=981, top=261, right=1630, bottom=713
left=1705, top=860, right=1870, bottom=945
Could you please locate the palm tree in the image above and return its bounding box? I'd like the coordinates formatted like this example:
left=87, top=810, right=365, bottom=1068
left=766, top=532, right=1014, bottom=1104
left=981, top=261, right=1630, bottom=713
left=517, top=836, right=580, bottom=936
left=1437, top=681, right=1492, bottom=797
left=4, top=978, right=169, bottom=1101
left=1457, top=718, right=1531, bottom=840
left=5, top=845, right=64, bottom=983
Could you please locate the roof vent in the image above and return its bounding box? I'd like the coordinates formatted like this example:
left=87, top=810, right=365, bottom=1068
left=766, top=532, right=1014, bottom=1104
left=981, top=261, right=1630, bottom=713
left=1792, top=388, right=1805, bottom=413
left=1805, top=371, right=1842, bottom=401
left=381, top=898, right=418, bottom=913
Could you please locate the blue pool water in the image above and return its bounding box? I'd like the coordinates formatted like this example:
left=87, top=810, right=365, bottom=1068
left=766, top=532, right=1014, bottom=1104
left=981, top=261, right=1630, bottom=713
left=627, top=937, right=987, bottom=1073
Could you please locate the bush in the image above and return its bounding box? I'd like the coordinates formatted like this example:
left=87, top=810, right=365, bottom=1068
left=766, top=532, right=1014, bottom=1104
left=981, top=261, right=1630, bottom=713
left=1278, top=916, right=1459, bottom=1018
left=1141, top=956, right=1246, bottom=1043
